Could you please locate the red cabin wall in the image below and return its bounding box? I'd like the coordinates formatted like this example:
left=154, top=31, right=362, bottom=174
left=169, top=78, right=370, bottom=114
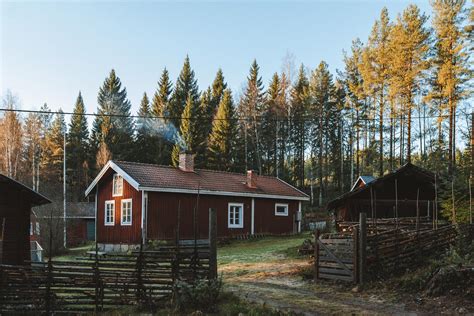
left=146, top=192, right=299, bottom=240
left=253, top=199, right=299, bottom=234
left=0, top=187, right=30, bottom=265
left=96, top=173, right=142, bottom=244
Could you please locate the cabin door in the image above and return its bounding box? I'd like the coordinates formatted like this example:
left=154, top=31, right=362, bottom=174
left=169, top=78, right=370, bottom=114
left=86, top=220, right=95, bottom=241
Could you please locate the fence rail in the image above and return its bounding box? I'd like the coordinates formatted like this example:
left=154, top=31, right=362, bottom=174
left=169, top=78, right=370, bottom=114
left=315, top=214, right=474, bottom=284
left=0, top=208, right=218, bottom=313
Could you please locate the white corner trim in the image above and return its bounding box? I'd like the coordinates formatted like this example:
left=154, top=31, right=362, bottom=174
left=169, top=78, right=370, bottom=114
left=275, top=203, right=289, bottom=216
left=251, top=198, right=255, bottom=235
left=120, top=198, right=133, bottom=226
left=85, top=161, right=140, bottom=196
left=228, top=202, right=244, bottom=228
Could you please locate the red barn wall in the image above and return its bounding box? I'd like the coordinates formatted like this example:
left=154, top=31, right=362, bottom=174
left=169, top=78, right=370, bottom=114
left=96, top=173, right=142, bottom=244
left=253, top=199, right=298, bottom=234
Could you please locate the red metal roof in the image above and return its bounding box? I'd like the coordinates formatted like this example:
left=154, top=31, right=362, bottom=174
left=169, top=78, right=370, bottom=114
left=113, top=161, right=308, bottom=200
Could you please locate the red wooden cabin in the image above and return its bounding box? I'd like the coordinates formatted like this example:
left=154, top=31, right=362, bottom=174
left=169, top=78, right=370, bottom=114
left=86, top=153, right=309, bottom=251
left=0, top=173, right=51, bottom=265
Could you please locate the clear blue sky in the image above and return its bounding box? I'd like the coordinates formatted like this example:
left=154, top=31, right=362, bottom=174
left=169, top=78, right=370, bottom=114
left=1, top=0, right=432, bottom=119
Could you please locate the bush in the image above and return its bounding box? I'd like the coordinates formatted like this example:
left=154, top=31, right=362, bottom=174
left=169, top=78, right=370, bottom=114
left=172, top=277, right=223, bottom=312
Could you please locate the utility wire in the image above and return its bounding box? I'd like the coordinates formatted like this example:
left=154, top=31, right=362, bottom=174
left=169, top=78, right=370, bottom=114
left=0, top=107, right=471, bottom=123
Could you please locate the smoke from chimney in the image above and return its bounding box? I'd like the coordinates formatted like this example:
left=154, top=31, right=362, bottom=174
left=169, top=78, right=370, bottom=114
left=179, top=152, right=194, bottom=172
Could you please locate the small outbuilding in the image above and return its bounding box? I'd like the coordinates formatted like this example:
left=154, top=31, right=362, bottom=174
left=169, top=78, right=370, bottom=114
left=327, top=163, right=436, bottom=224
left=66, top=202, right=95, bottom=247
left=0, top=173, right=51, bottom=265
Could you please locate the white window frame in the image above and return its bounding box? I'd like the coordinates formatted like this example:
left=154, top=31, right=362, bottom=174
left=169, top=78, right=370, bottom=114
left=112, top=174, right=123, bottom=197
left=121, top=198, right=133, bottom=226
left=275, top=203, right=289, bottom=216
left=36, top=222, right=40, bottom=236
left=104, top=200, right=115, bottom=226
left=228, top=203, right=244, bottom=228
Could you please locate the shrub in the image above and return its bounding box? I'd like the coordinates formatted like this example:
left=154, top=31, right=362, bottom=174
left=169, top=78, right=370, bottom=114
left=172, top=277, right=223, bottom=312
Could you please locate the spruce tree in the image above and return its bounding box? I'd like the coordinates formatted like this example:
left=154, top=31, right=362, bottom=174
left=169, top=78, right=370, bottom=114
left=237, top=59, right=265, bottom=173
left=210, top=68, right=227, bottom=114
left=43, top=110, right=66, bottom=195
left=290, top=65, right=309, bottom=187
left=169, top=56, right=199, bottom=129
left=92, top=69, right=134, bottom=165
left=208, top=89, right=237, bottom=171
left=67, top=92, right=89, bottom=200
left=151, top=68, right=173, bottom=165
left=135, top=92, right=155, bottom=163
left=171, top=93, right=199, bottom=166
left=195, top=88, right=212, bottom=168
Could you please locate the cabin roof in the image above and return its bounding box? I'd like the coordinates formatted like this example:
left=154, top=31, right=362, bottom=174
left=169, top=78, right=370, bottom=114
left=0, top=173, right=51, bottom=206
left=85, top=160, right=309, bottom=201
left=327, top=163, right=435, bottom=210
left=65, top=202, right=95, bottom=218
left=350, top=175, right=376, bottom=191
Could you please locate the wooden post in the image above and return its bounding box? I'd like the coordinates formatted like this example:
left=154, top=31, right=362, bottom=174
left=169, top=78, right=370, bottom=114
left=94, top=242, right=99, bottom=312
left=352, top=227, right=359, bottom=284
left=395, top=179, right=399, bottom=229
left=359, top=213, right=367, bottom=286
left=314, top=229, right=320, bottom=280
left=208, top=208, right=217, bottom=280
left=416, top=188, right=420, bottom=232
left=435, top=174, right=438, bottom=229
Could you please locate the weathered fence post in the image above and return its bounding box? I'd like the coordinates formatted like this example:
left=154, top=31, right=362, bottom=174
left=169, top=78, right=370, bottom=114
left=208, top=208, right=217, bottom=280
left=94, top=242, right=100, bottom=312
left=314, top=229, right=320, bottom=280
left=352, top=227, right=359, bottom=284
left=359, top=213, right=367, bottom=287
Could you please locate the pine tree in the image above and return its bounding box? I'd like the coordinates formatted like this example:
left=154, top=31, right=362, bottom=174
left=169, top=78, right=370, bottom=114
left=238, top=59, right=265, bottom=173
left=24, top=112, right=42, bottom=190
left=92, top=69, right=134, bottom=165
left=431, top=0, right=470, bottom=174
left=389, top=5, right=430, bottom=163
left=359, top=8, right=392, bottom=176
left=207, top=89, right=237, bottom=171
left=135, top=92, right=155, bottom=163
left=169, top=56, right=199, bottom=129
left=67, top=92, right=89, bottom=201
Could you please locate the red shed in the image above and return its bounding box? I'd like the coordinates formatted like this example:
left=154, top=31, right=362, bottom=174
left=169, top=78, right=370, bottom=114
left=0, top=173, right=51, bottom=265
left=85, top=153, right=309, bottom=251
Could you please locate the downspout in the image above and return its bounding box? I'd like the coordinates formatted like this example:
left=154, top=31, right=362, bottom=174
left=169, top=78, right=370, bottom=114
left=298, top=201, right=302, bottom=233
left=141, top=190, right=146, bottom=245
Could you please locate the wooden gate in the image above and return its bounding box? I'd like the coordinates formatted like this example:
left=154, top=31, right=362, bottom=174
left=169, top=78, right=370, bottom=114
left=314, top=229, right=358, bottom=283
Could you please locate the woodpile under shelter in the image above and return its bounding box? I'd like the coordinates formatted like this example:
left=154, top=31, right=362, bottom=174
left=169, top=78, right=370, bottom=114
left=327, top=163, right=436, bottom=225
left=0, top=173, right=51, bottom=265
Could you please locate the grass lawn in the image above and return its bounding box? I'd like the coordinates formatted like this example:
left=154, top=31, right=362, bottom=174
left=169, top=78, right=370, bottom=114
left=50, top=243, right=95, bottom=261
left=217, top=233, right=310, bottom=265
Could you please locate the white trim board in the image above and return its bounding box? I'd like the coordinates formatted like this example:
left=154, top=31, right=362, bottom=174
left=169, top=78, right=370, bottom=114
left=140, top=186, right=309, bottom=201
left=85, top=161, right=140, bottom=196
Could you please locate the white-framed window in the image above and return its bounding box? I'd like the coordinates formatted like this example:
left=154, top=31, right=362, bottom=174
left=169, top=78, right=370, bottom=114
left=275, top=203, right=289, bottom=216
left=113, top=174, right=123, bottom=197
left=121, top=199, right=132, bottom=226
left=228, top=203, right=244, bottom=228
left=105, top=200, right=115, bottom=226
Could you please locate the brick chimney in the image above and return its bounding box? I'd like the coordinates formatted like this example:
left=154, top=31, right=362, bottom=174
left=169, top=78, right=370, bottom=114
left=246, top=170, right=257, bottom=188
left=179, top=152, right=194, bottom=172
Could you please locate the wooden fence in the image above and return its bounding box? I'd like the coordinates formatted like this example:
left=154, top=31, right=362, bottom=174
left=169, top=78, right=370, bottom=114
left=315, top=214, right=474, bottom=284
left=0, top=209, right=218, bottom=313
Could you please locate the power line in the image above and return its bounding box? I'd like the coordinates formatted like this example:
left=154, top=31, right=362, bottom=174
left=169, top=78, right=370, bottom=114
left=0, top=107, right=471, bottom=123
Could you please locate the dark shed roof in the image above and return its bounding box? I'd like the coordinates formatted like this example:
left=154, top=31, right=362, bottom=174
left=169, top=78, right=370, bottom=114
left=0, top=173, right=51, bottom=206
left=327, top=163, right=435, bottom=210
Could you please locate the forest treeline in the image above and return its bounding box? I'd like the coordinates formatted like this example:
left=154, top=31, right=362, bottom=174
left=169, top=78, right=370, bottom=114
left=0, top=1, right=472, bottom=221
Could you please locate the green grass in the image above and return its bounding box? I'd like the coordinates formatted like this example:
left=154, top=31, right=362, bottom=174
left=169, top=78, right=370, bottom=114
left=217, top=233, right=309, bottom=265
left=51, top=243, right=95, bottom=261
